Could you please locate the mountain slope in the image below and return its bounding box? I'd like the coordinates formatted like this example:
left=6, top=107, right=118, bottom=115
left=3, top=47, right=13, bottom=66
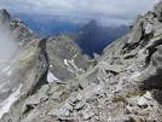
left=46, top=35, right=91, bottom=82
left=2, top=2, right=162, bottom=122
left=0, top=9, right=91, bottom=121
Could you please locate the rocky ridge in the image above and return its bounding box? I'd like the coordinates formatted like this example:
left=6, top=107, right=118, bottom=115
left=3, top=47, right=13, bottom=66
left=0, top=9, right=91, bottom=121
left=1, top=1, right=162, bottom=122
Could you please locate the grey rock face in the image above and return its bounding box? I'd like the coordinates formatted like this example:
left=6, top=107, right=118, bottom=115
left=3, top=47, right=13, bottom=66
left=46, top=35, right=91, bottom=82
left=10, top=18, right=38, bottom=47
left=127, top=17, right=143, bottom=44
left=0, top=38, right=49, bottom=121
left=154, top=1, right=162, bottom=22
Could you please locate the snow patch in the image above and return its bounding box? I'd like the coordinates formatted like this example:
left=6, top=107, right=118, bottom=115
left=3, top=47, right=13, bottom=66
left=64, top=59, right=83, bottom=73
left=1, top=66, right=10, bottom=73
left=47, top=70, right=60, bottom=83
left=0, top=84, right=22, bottom=119
left=64, top=59, right=69, bottom=66
left=7, top=70, right=12, bottom=76
left=1, top=66, right=12, bottom=76
left=0, top=82, right=7, bottom=90
left=49, top=64, right=53, bottom=68
left=69, top=59, right=78, bottom=70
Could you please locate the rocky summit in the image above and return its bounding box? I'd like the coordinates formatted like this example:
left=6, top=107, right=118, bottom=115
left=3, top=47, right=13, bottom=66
left=1, top=1, right=162, bottom=122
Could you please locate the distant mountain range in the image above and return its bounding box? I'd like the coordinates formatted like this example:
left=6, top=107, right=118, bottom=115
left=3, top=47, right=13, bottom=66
left=12, top=13, right=83, bottom=37
left=12, top=13, right=129, bottom=57
left=76, top=20, right=129, bottom=57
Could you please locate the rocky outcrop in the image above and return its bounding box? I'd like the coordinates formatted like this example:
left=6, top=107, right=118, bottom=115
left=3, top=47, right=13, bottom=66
left=46, top=35, right=91, bottom=82
left=0, top=11, right=48, bottom=118
left=154, top=1, right=162, bottom=22
left=10, top=18, right=38, bottom=47
left=0, top=9, right=37, bottom=47
left=0, top=38, right=49, bottom=121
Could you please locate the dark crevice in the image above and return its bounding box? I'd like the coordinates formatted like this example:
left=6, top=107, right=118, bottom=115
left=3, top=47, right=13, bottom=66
left=124, top=54, right=137, bottom=59
left=27, top=38, right=49, bottom=96
left=145, top=46, right=158, bottom=67
left=105, top=70, right=119, bottom=76
left=121, top=42, right=140, bottom=54
left=23, top=104, right=36, bottom=114
left=145, top=39, right=162, bottom=67
left=140, top=33, right=154, bottom=48
left=143, top=68, right=162, bottom=105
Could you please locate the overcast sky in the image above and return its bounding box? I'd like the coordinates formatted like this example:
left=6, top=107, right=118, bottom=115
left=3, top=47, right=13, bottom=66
left=0, top=0, right=159, bottom=25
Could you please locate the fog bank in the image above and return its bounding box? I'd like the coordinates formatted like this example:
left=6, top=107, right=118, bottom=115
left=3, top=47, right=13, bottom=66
left=0, top=22, right=17, bottom=61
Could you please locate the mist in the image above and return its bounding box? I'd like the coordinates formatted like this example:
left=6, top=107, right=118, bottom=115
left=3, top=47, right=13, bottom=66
left=0, top=22, right=17, bottom=62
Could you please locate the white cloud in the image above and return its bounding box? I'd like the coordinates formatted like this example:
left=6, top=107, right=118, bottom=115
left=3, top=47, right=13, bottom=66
left=0, top=0, right=159, bottom=24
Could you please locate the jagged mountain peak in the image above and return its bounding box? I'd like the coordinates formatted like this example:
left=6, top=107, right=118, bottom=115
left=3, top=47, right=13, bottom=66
left=81, top=19, right=98, bottom=30
left=0, top=9, right=10, bottom=23
left=77, top=19, right=129, bottom=57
